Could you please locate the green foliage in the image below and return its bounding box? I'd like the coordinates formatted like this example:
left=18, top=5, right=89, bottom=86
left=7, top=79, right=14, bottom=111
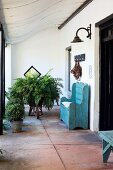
left=9, top=78, right=25, bottom=100
left=23, top=75, right=39, bottom=106
left=5, top=71, right=63, bottom=121
left=34, top=74, right=63, bottom=109
left=23, top=71, right=63, bottom=109
left=5, top=98, right=24, bottom=121
left=5, top=78, right=25, bottom=121
left=23, top=72, right=63, bottom=109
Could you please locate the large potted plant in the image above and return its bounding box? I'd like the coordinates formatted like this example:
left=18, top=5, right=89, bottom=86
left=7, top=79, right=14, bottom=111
left=23, top=75, right=39, bottom=116
left=23, top=72, right=63, bottom=118
left=5, top=72, right=63, bottom=122
left=35, top=74, right=63, bottom=108
left=5, top=78, right=25, bottom=132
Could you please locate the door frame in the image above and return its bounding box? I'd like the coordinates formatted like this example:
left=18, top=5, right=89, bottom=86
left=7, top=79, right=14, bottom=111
left=96, top=14, right=113, bottom=130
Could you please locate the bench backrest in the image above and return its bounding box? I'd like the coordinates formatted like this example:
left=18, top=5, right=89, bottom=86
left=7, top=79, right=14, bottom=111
left=71, top=82, right=89, bottom=104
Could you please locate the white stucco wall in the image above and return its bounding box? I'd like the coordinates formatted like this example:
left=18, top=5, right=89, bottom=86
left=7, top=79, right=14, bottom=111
left=59, top=0, right=113, bottom=131
left=11, top=28, right=61, bottom=81
left=10, top=0, right=113, bottom=131
left=5, top=44, right=11, bottom=91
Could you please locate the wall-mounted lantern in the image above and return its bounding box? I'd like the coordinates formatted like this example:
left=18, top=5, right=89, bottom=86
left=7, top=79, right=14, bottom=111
left=71, top=24, right=91, bottom=43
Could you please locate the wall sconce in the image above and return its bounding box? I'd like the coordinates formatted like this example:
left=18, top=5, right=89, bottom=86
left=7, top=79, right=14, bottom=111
left=71, top=24, right=91, bottom=43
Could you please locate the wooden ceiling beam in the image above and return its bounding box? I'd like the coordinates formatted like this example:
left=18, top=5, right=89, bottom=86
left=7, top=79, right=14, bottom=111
left=58, top=0, right=93, bottom=30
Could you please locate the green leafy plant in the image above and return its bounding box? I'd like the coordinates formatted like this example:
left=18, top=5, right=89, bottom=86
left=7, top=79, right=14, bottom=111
left=5, top=98, right=24, bottom=121
left=5, top=78, right=25, bottom=121
left=5, top=71, right=63, bottom=120
left=23, top=75, right=40, bottom=115
left=23, top=72, right=63, bottom=116
left=35, top=74, right=63, bottom=109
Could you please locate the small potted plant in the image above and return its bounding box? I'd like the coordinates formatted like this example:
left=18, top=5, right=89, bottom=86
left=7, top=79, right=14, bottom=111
left=5, top=78, right=25, bottom=133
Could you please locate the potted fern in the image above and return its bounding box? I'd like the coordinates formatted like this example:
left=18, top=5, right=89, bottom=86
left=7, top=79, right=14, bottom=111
left=23, top=73, right=63, bottom=118
left=5, top=78, right=25, bottom=133
left=34, top=73, right=63, bottom=118
left=5, top=72, right=63, bottom=125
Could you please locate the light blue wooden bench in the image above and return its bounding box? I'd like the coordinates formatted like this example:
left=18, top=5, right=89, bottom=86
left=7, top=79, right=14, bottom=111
left=60, top=82, right=89, bottom=130
left=98, top=131, right=113, bottom=163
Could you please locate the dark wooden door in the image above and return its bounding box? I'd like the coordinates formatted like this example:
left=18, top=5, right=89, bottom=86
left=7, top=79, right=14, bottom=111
left=100, top=25, right=113, bottom=130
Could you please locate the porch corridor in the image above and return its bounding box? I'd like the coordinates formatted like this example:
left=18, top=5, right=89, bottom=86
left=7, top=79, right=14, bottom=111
left=0, top=106, right=113, bottom=170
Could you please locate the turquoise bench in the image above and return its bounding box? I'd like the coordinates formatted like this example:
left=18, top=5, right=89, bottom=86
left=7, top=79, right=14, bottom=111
left=60, top=82, right=89, bottom=130
left=99, top=131, right=113, bottom=163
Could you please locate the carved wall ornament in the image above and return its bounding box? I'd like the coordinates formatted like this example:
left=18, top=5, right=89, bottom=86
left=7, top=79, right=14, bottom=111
left=71, top=60, right=82, bottom=80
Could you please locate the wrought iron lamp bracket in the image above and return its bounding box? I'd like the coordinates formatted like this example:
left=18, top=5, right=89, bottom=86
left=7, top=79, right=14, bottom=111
left=76, top=24, right=91, bottom=39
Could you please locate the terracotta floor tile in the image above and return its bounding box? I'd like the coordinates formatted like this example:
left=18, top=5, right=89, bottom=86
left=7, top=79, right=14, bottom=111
left=0, top=145, right=65, bottom=170
left=55, top=144, right=113, bottom=170
left=47, top=131, right=101, bottom=145
left=0, top=106, right=113, bottom=170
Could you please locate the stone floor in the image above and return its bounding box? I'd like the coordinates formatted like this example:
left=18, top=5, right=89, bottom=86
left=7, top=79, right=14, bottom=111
left=0, top=106, right=113, bottom=170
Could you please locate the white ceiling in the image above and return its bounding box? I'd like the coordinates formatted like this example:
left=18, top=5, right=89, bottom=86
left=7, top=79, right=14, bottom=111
left=0, top=0, right=86, bottom=44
